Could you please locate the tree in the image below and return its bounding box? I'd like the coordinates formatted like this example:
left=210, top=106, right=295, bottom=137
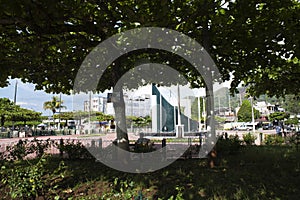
left=282, top=95, right=300, bottom=114
left=1, top=0, right=299, bottom=152
left=11, top=107, right=41, bottom=125
left=191, top=97, right=205, bottom=122
left=269, top=112, right=290, bottom=123
left=237, top=100, right=260, bottom=122
left=0, top=98, right=41, bottom=126
left=0, top=0, right=299, bottom=94
left=43, top=96, right=66, bottom=126
left=0, top=98, right=15, bottom=127
left=96, top=112, right=114, bottom=123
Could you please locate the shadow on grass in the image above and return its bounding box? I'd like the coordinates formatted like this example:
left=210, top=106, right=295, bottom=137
left=1, top=145, right=300, bottom=199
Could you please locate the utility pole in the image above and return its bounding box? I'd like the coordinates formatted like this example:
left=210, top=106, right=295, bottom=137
left=12, top=80, right=18, bottom=131
left=88, top=91, right=91, bottom=134
left=198, top=96, right=201, bottom=131
left=58, top=94, right=61, bottom=131
left=250, top=97, right=255, bottom=133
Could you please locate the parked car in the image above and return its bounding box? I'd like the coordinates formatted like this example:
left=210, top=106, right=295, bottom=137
left=262, top=124, right=271, bottom=130
left=237, top=124, right=252, bottom=131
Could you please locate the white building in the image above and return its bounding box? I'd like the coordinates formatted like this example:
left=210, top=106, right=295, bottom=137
left=83, top=93, right=151, bottom=117
left=254, top=101, right=285, bottom=116
left=124, top=93, right=151, bottom=117
left=84, top=96, right=107, bottom=112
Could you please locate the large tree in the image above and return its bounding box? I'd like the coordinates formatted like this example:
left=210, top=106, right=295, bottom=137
left=0, top=98, right=41, bottom=127
left=43, top=96, right=66, bottom=127
left=0, top=0, right=299, bottom=94
left=0, top=98, right=15, bottom=127
left=1, top=0, right=299, bottom=149
left=237, top=99, right=260, bottom=122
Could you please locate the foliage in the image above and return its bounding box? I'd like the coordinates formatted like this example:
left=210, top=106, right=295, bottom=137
left=1, top=156, right=67, bottom=199
left=96, top=112, right=114, bottom=122
left=287, top=133, right=300, bottom=147
left=167, top=186, right=185, bottom=200
left=4, top=120, right=41, bottom=127
left=215, top=115, right=226, bottom=123
left=101, top=177, right=137, bottom=200
left=131, top=116, right=152, bottom=128
left=57, top=139, right=94, bottom=160
left=43, top=96, right=66, bottom=120
left=0, top=1, right=299, bottom=97
left=3, top=139, right=30, bottom=160
left=237, top=100, right=260, bottom=122
left=216, top=135, right=241, bottom=155
left=0, top=98, right=41, bottom=126
left=242, top=132, right=257, bottom=145
left=1, top=0, right=300, bottom=151
left=1, top=145, right=300, bottom=199
left=281, top=94, right=300, bottom=114
left=1, top=139, right=55, bottom=161
left=269, top=112, right=290, bottom=122
left=134, top=138, right=156, bottom=153
left=264, top=134, right=285, bottom=145
left=285, top=117, right=299, bottom=125
left=191, top=97, right=204, bottom=122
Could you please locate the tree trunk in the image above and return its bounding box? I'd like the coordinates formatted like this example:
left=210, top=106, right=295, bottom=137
left=112, top=85, right=129, bottom=151
left=202, top=0, right=217, bottom=168
left=0, top=115, right=4, bottom=127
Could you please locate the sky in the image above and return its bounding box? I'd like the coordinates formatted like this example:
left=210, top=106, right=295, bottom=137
left=0, top=78, right=230, bottom=116
left=0, top=79, right=75, bottom=116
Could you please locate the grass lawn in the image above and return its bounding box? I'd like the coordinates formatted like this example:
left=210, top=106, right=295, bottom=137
left=1, top=145, right=299, bottom=199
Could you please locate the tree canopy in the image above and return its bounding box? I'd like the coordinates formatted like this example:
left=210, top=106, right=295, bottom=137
left=43, top=96, right=66, bottom=115
left=0, top=98, right=41, bottom=126
left=237, top=99, right=260, bottom=122
left=1, top=0, right=299, bottom=97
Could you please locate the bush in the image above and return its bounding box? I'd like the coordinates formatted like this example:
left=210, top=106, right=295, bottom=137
left=1, top=156, right=67, bottom=199
left=134, top=138, right=156, bottom=153
left=243, top=132, right=257, bottom=145
left=1, top=139, right=55, bottom=161
left=265, top=134, right=285, bottom=145
left=57, top=139, right=94, bottom=159
left=216, top=135, right=241, bottom=155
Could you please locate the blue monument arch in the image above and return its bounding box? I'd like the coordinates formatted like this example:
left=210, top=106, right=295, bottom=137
left=152, top=84, right=198, bottom=133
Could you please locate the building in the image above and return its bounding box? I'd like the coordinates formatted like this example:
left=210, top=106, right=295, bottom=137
left=254, top=101, right=285, bottom=116
left=83, top=93, right=151, bottom=117
left=84, top=96, right=107, bottom=112
left=124, top=93, right=151, bottom=117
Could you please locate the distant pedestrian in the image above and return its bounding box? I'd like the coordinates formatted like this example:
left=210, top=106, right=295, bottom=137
left=276, top=125, right=282, bottom=136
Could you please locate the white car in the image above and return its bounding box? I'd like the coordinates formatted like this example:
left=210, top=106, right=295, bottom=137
left=237, top=125, right=251, bottom=131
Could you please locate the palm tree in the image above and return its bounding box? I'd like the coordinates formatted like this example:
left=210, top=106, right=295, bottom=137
left=43, top=96, right=66, bottom=128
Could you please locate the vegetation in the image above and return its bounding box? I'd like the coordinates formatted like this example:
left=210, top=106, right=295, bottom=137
left=282, top=94, right=300, bottom=114
left=242, top=132, right=257, bottom=145
left=237, top=100, right=260, bottom=122
left=269, top=112, right=290, bottom=122
left=1, top=0, right=300, bottom=149
left=1, top=1, right=300, bottom=198
left=1, top=138, right=299, bottom=199
left=0, top=98, right=42, bottom=127
left=43, top=96, right=66, bottom=127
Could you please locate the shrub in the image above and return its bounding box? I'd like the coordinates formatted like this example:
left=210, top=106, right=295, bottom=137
left=134, top=138, right=155, bottom=153
left=1, top=156, right=67, bottom=199
left=216, top=135, right=241, bottom=155
left=2, top=139, right=55, bottom=161
left=243, top=132, right=257, bottom=145
left=4, top=139, right=33, bottom=160
left=57, top=139, right=94, bottom=159
left=101, top=177, right=137, bottom=199
left=265, top=134, right=285, bottom=145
